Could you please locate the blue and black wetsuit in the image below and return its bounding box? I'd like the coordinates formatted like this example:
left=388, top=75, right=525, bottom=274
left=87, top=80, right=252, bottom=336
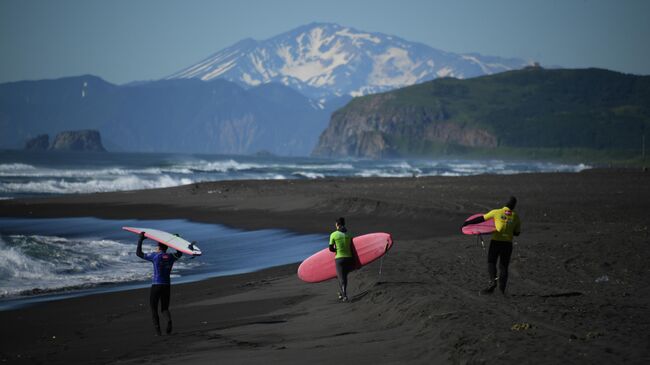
left=137, top=234, right=182, bottom=335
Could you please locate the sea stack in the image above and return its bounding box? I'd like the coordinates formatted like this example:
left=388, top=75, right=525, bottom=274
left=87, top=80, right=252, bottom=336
left=49, top=130, right=106, bottom=152
left=24, top=134, right=50, bottom=151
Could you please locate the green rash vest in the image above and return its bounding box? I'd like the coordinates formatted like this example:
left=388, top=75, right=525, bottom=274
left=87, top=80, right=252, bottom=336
left=329, top=230, right=353, bottom=259
left=484, top=207, right=521, bottom=242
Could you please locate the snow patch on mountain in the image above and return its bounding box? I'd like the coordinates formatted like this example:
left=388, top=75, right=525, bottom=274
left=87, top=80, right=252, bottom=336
left=335, top=28, right=381, bottom=44
left=369, top=47, right=422, bottom=86
left=167, top=23, right=533, bottom=101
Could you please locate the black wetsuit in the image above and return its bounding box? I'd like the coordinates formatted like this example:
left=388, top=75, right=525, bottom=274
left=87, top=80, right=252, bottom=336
left=487, top=240, right=513, bottom=291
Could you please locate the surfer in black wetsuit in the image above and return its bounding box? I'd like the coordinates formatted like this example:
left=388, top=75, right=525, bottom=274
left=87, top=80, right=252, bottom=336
left=136, top=232, right=182, bottom=336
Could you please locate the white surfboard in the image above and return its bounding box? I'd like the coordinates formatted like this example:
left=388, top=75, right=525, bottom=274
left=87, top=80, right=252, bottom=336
left=123, top=227, right=202, bottom=256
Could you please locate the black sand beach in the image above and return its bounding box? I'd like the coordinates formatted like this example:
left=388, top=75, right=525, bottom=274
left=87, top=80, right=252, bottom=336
left=1, top=169, right=649, bottom=364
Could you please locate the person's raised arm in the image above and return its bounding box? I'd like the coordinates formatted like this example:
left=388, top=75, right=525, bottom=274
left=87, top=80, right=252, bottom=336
left=136, top=232, right=146, bottom=259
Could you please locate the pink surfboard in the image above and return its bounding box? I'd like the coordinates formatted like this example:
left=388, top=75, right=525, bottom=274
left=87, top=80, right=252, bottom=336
left=297, top=232, right=393, bottom=283
left=461, top=214, right=496, bottom=235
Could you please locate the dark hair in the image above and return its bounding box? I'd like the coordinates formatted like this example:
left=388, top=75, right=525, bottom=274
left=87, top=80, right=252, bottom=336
left=336, top=217, right=346, bottom=227
left=158, top=242, right=168, bottom=252
left=506, top=196, right=517, bottom=210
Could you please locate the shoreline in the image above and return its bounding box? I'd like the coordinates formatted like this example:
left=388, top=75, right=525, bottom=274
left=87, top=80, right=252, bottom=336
left=0, top=215, right=327, bottom=308
left=1, top=170, right=649, bottom=364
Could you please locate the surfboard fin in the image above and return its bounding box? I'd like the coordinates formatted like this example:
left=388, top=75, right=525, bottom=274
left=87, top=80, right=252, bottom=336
left=384, top=241, right=391, bottom=253
left=189, top=241, right=196, bottom=259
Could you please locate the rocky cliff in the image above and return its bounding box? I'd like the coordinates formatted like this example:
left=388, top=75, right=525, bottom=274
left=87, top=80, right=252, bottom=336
left=50, top=130, right=106, bottom=152
left=312, top=94, right=497, bottom=158
left=313, top=67, right=650, bottom=158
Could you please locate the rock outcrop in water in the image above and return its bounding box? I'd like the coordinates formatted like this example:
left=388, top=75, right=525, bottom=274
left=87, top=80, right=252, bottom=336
left=24, top=134, right=50, bottom=151
left=50, top=130, right=106, bottom=152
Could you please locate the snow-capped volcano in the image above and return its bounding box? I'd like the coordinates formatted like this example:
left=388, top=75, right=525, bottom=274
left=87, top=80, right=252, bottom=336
left=168, top=23, right=532, bottom=102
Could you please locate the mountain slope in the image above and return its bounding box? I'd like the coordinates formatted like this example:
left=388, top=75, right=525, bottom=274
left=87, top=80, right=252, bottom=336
left=312, top=67, right=650, bottom=158
left=0, top=76, right=332, bottom=155
left=167, top=22, right=531, bottom=102
left=0, top=75, right=117, bottom=149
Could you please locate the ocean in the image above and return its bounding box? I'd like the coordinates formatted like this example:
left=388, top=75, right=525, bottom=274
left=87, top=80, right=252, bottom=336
left=0, top=217, right=326, bottom=309
left=0, top=150, right=589, bottom=199
left=0, top=150, right=588, bottom=308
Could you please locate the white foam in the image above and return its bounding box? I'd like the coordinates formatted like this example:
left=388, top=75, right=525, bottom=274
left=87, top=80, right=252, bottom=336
left=439, top=172, right=462, bottom=177
left=355, top=169, right=414, bottom=178
left=0, top=166, right=130, bottom=178
left=0, top=157, right=590, bottom=197
left=0, top=163, right=37, bottom=171
left=0, top=234, right=200, bottom=298
left=182, top=159, right=263, bottom=172
left=292, top=171, right=325, bottom=179
left=275, top=163, right=353, bottom=171
left=0, top=165, right=198, bottom=178
left=0, top=175, right=193, bottom=194
left=377, top=161, right=415, bottom=169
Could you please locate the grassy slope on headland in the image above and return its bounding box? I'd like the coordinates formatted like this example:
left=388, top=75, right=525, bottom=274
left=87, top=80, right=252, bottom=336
left=328, top=67, right=650, bottom=164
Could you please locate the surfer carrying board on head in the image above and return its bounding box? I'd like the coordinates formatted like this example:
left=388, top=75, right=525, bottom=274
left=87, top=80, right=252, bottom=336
left=330, top=217, right=354, bottom=302
left=136, top=232, right=183, bottom=336
left=462, top=196, right=521, bottom=296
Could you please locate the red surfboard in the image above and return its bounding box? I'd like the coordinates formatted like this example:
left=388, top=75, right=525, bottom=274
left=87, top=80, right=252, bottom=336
left=297, top=232, right=393, bottom=283
left=461, top=214, right=496, bottom=235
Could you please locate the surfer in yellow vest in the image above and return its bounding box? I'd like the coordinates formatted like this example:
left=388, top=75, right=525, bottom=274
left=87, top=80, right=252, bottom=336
left=462, top=197, right=521, bottom=295
left=329, top=217, right=354, bottom=302
left=136, top=232, right=183, bottom=335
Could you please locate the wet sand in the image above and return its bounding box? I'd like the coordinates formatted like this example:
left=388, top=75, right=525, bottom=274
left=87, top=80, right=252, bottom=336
left=1, top=169, right=649, bottom=364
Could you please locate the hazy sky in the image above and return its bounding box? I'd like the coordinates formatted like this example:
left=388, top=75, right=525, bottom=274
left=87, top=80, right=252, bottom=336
left=1, top=0, right=649, bottom=84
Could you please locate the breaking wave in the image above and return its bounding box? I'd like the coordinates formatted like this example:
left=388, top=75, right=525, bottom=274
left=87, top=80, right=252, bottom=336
left=0, top=155, right=590, bottom=198
left=0, top=175, right=194, bottom=195
left=0, top=234, right=197, bottom=298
